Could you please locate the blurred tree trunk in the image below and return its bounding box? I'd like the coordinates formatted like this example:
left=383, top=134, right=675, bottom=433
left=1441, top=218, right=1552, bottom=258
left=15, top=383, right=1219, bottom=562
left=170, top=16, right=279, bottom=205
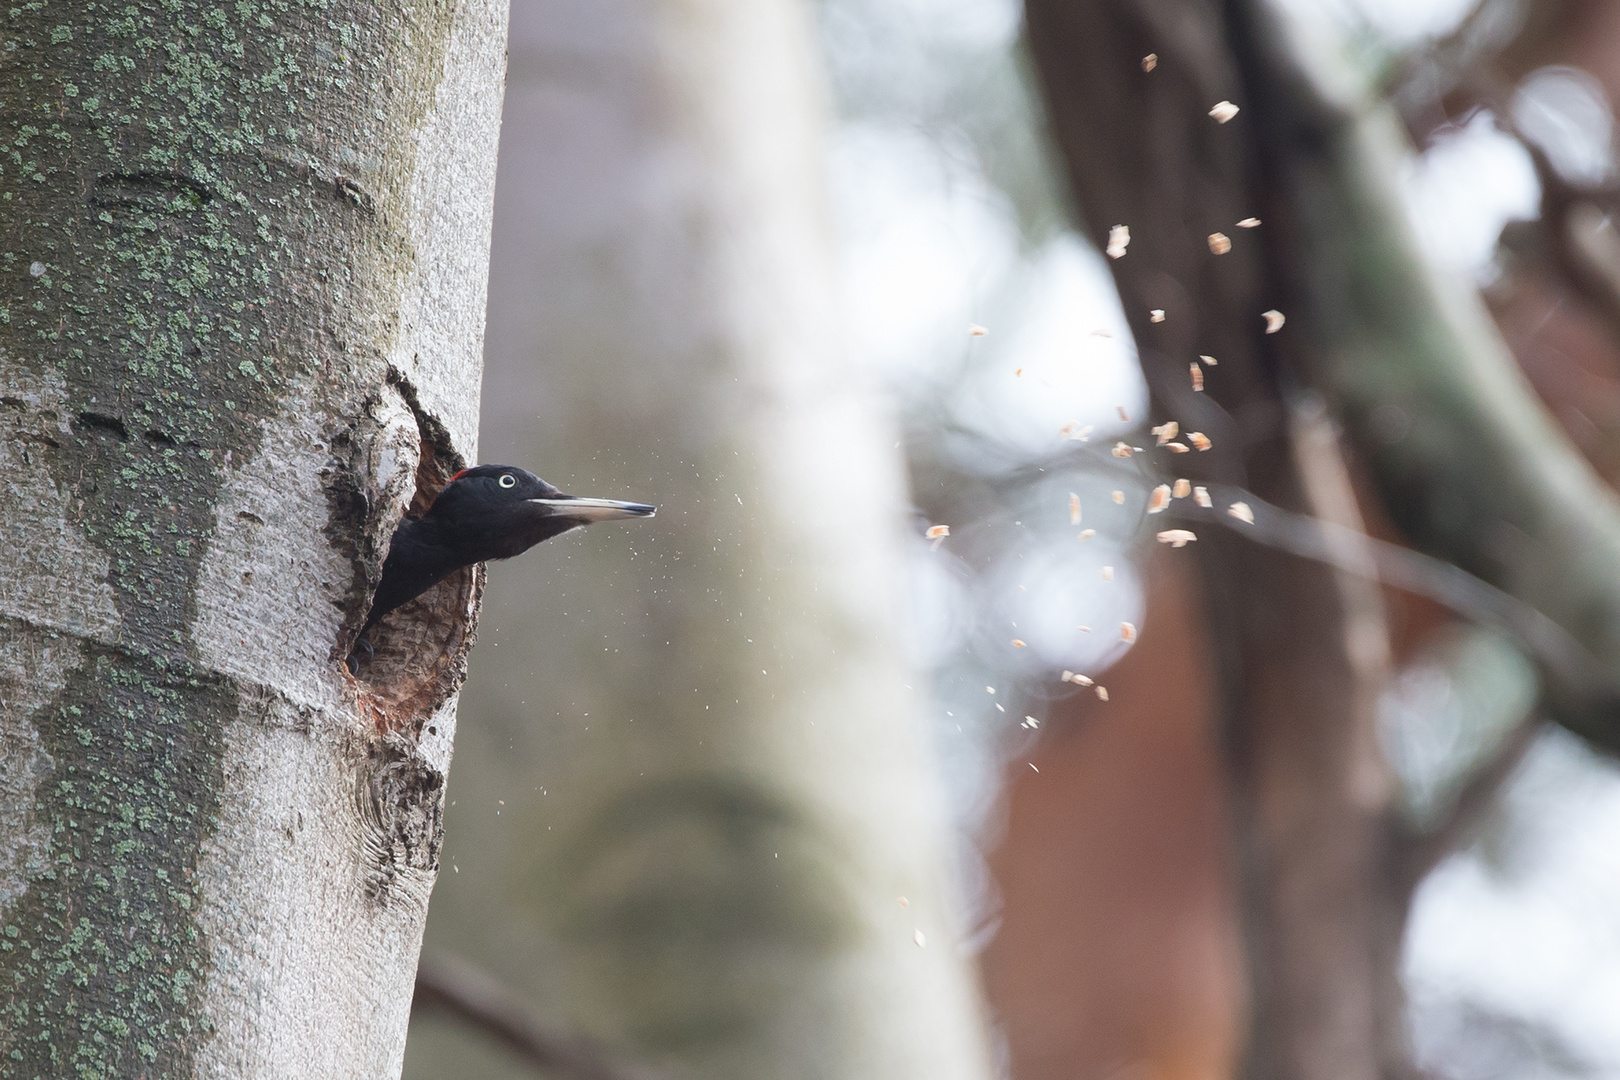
left=0, top=4, right=506, bottom=1077
left=1021, top=0, right=1620, bottom=1078
left=401, top=1, right=996, bottom=1079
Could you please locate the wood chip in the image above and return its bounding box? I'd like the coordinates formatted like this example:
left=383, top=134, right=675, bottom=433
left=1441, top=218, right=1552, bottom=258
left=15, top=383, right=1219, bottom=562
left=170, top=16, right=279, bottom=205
left=1209, top=100, right=1240, bottom=123
left=1062, top=670, right=1094, bottom=686
left=1116, top=405, right=1130, bottom=422
left=1078, top=528, right=1096, bottom=541
left=1208, top=232, right=1231, bottom=254
left=1164, top=441, right=1189, bottom=453
left=1228, top=501, right=1255, bottom=524
left=1141, top=53, right=1157, bottom=72
left=1101, top=565, right=1114, bottom=581
left=1194, top=485, right=1212, bottom=507
left=1112, top=490, right=1125, bottom=504
left=1151, top=421, right=1178, bottom=444
left=1262, top=309, right=1285, bottom=333
left=1096, top=686, right=1109, bottom=701
left=1188, top=431, right=1212, bottom=451
left=1012, top=639, right=1027, bottom=648
left=1147, top=484, right=1171, bottom=514
left=1190, top=363, right=1204, bottom=392
left=1149, top=308, right=1166, bottom=323
left=968, top=324, right=989, bottom=337
left=1172, top=478, right=1191, bottom=498
left=925, top=524, right=949, bottom=539
left=1106, top=224, right=1131, bottom=259
left=1111, top=441, right=1133, bottom=458
left=1069, top=492, right=1081, bottom=525
left=1120, top=622, right=1137, bottom=643
left=1060, top=421, right=1094, bottom=441
left=914, top=930, right=927, bottom=948
left=1157, top=528, right=1197, bottom=547
left=1236, top=217, right=1261, bottom=228
left=1199, top=354, right=1218, bottom=366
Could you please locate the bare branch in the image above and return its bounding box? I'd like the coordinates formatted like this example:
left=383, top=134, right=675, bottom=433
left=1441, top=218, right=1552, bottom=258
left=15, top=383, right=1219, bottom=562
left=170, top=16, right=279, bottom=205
left=1398, top=712, right=1544, bottom=891
left=1178, top=483, right=1616, bottom=713
left=412, top=953, right=662, bottom=1080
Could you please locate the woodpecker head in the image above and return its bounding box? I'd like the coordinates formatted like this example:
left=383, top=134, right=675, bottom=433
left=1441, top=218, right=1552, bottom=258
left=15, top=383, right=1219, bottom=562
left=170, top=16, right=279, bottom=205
left=425, top=464, right=655, bottom=562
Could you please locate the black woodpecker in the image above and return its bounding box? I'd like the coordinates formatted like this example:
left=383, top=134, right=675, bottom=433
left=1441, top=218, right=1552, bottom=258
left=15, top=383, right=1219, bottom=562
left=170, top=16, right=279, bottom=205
left=351, top=464, right=654, bottom=667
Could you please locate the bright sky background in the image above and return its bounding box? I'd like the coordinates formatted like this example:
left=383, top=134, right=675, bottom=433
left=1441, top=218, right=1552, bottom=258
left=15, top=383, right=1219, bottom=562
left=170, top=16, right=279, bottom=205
left=821, top=0, right=1620, bottom=1074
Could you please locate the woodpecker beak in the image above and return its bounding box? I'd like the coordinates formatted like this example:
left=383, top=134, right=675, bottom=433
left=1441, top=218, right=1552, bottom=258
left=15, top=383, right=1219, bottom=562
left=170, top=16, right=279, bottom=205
left=527, top=497, right=657, bottom=522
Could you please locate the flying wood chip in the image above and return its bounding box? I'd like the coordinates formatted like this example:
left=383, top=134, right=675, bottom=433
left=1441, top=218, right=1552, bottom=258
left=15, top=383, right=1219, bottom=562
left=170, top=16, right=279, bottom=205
left=1141, top=53, right=1158, bottom=72
left=1106, top=224, right=1131, bottom=259
left=1188, top=431, right=1212, bottom=451
left=1194, top=485, right=1212, bottom=508
left=1157, top=529, right=1197, bottom=547
left=1190, top=363, right=1204, bottom=392
left=1147, top=484, right=1171, bottom=514
left=1069, top=492, right=1081, bottom=525
left=1209, top=100, right=1240, bottom=123
left=1152, top=421, right=1179, bottom=444
left=1149, top=308, right=1166, bottom=323
left=1228, top=501, right=1255, bottom=524
left=1263, top=309, right=1286, bottom=333
left=1208, top=232, right=1231, bottom=254
left=1172, top=478, right=1191, bottom=498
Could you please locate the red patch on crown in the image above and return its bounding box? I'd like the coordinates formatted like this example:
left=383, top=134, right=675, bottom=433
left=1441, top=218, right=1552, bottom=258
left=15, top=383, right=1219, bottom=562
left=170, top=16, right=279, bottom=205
left=449, top=468, right=470, bottom=481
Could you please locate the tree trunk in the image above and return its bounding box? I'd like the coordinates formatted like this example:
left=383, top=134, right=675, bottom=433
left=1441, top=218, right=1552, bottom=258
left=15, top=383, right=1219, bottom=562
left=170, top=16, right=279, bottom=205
left=1021, top=2, right=1404, bottom=1077
left=0, top=4, right=507, bottom=1077
left=402, top=1, right=997, bottom=1078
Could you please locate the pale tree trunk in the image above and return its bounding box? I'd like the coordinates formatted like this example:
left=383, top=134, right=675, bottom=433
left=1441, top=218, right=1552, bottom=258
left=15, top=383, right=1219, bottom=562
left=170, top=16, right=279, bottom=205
left=0, top=5, right=507, bottom=1077
left=403, top=1, right=996, bottom=1078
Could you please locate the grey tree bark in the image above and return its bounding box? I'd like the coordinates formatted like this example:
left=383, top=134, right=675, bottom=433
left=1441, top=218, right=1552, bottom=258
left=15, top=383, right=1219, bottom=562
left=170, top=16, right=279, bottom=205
left=403, top=1, right=996, bottom=1078
left=0, top=4, right=507, bottom=1077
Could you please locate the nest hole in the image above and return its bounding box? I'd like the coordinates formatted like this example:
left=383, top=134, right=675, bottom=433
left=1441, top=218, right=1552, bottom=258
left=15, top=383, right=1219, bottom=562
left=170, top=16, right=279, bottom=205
left=348, top=412, right=482, bottom=733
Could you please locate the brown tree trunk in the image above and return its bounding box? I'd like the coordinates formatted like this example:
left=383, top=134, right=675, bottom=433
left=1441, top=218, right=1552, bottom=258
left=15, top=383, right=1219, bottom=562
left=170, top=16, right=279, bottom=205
left=1020, top=2, right=1404, bottom=1076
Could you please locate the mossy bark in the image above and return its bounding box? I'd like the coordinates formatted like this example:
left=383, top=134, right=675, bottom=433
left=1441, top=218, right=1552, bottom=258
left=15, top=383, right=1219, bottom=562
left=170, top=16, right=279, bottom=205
left=0, top=3, right=507, bottom=1077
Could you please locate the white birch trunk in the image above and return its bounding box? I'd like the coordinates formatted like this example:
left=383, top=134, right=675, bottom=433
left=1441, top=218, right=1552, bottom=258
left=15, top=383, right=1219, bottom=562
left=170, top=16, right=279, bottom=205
left=0, top=4, right=508, bottom=1077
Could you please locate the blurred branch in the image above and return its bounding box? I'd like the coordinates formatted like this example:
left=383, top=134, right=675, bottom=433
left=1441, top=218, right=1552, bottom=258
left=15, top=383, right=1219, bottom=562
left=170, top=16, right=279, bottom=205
left=412, top=952, right=660, bottom=1080
left=1399, top=711, right=1543, bottom=889
left=1180, top=485, right=1613, bottom=708
left=1232, top=0, right=1620, bottom=754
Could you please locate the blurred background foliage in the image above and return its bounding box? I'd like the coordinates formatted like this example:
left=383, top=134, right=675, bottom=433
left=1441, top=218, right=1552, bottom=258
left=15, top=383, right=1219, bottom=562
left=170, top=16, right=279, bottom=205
left=403, top=1, right=1620, bottom=1078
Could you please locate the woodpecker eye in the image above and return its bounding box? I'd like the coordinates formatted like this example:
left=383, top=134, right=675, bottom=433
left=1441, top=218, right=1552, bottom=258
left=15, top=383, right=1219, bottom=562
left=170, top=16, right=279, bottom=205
left=498, top=474, right=517, bottom=489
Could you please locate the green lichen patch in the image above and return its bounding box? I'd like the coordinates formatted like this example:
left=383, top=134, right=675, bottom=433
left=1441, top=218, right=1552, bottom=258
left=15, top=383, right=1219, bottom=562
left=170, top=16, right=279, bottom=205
left=1, top=0, right=466, bottom=1072
left=0, top=646, right=229, bottom=1078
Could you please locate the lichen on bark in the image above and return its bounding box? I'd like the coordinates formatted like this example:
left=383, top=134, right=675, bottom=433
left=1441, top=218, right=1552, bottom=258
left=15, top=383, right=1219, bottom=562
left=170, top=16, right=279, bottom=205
left=0, top=2, right=507, bottom=1075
